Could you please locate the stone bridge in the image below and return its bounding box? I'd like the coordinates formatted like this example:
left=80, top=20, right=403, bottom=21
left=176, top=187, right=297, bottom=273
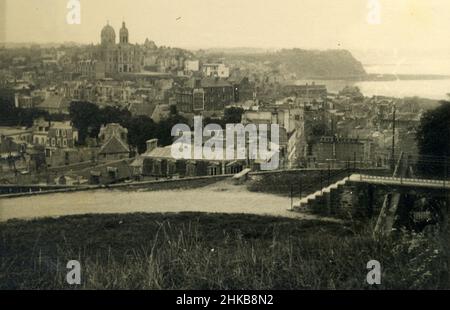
left=292, top=173, right=450, bottom=235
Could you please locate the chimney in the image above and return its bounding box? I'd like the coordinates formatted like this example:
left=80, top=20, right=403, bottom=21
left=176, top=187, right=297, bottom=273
left=146, top=139, right=158, bottom=152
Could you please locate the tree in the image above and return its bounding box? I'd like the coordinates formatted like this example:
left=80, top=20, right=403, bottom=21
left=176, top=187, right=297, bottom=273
left=69, top=101, right=102, bottom=144
left=223, top=107, right=244, bottom=124
left=0, top=88, right=50, bottom=127
left=311, top=123, right=328, bottom=137
left=0, top=88, right=17, bottom=126
left=169, top=104, right=178, bottom=116
left=157, top=113, right=188, bottom=146
left=415, top=101, right=450, bottom=177
left=101, top=106, right=131, bottom=126
left=16, top=108, right=49, bottom=127
left=125, top=115, right=157, bottom=154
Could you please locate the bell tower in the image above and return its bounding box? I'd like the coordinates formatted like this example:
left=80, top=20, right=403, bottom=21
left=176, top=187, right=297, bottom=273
left=119, top=22, right=129, bottom=44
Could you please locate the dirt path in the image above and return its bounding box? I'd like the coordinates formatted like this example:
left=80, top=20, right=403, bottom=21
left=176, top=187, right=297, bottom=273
left=0, top=180, right=338, bottom=222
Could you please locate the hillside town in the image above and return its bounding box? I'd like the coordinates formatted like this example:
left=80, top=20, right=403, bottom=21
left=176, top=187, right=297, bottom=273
left=0, top=21, right=425, bottom=186
left=3, top=0, right=450, bottom=294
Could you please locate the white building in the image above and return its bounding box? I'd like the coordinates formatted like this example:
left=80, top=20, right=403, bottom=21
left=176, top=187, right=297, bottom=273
left=202, top=63, right=230, bottom=78
left=185, top=60, right=200, bottom=72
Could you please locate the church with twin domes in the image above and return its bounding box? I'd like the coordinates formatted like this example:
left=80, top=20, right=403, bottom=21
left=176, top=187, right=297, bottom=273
left=99, top=21, right=143, bottom=74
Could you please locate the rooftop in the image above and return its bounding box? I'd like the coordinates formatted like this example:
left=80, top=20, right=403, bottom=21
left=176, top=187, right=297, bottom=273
left=185, top=77, right=232, bottom=89
left=99, top=136, right=130, bottom=155
left=0, top=127, right=32, bottom=136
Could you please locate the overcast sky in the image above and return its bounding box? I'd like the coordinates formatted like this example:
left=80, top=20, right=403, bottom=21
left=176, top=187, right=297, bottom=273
left=1, top=0, right=450, bottom=53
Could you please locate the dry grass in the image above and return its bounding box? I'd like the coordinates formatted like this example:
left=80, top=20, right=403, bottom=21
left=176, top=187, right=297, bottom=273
left=0, top=212, right=448, bottom=289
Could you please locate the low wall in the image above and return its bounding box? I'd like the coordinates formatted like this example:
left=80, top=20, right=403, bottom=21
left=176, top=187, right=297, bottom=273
left=0, top=168, right=390, bottom=199
left=247, top=167, right=390, bottom=197
left=111, top=174, right=232, bottom=192
left=0, top=184, right=75, bottom=195
left=0, top=174, right=233, bottom=199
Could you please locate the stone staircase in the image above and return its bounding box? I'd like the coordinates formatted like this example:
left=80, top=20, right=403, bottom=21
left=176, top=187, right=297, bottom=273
left=293, top=177, right=350, bottom=212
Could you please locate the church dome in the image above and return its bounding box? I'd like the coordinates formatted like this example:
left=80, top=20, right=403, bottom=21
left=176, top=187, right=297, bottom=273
left=101, top=23, right=116, bottom=46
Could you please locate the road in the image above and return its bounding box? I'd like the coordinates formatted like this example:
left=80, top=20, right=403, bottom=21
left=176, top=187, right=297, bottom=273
left=0, top=180, right=331, bottom=222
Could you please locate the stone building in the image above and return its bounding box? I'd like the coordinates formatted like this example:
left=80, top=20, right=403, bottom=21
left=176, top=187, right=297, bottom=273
left=140, top=139, right=246, bottom=178
left=309, top=136, right=374, bottom=167
left=242, top=103, right=297, bottom=168
left=76, top=59, right=106, bottom=80
left=175, top=77, right=234, bottom=113
left=229, top=77, right=255, bottom=102
left=283, top=83, right=327, bottom=99
left=202, top=63, right=230, bottom=78
left=30, top=119, right=80, bottom=167
left=98, top=123, right=130, bottom=161
left=99, top=21, right=143, bottom=74
left=43, top=121, right=79, bottom=149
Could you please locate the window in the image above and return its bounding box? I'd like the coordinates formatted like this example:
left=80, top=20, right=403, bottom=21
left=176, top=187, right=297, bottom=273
left=108, top=167, right=118, bottom=179
left=153, top=161, right=162, bottom=175
left=187, top=164, right=196, bottom=176
left=168, top=162, right=176, bottom=175
left=208, top=166, right=218, bottom=176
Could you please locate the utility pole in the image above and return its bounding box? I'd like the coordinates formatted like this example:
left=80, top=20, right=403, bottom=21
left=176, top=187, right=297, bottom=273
left=391, top=103, right=396, bottom=171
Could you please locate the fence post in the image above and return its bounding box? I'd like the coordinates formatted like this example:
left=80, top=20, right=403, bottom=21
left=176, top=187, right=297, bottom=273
left=347, top=159, right=350, bottom=179
left=299, top=177, right=302, bottom=200
left=328, top=163, right=331, bottom=185
left=320, top=170, right=323, bottom=192
left=445, top=156, right=448, bottom=189
left=446, top=156, right=449, bottom=216
left=290, top=184, right=293, bottom=210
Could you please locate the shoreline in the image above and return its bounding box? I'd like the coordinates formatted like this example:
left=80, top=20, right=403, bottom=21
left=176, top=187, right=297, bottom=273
left=299, top=73, right=450, bottom=82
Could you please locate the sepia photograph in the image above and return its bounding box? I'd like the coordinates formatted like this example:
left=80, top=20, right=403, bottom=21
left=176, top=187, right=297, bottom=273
left=0, top=0, right=450, bottom=299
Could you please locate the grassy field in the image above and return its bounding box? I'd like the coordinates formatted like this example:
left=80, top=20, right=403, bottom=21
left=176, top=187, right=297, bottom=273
left=0, top=212, right=448, bottom=289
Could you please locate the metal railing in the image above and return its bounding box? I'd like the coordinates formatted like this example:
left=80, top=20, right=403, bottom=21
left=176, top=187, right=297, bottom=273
left=357, top=174, right=450, bottom=187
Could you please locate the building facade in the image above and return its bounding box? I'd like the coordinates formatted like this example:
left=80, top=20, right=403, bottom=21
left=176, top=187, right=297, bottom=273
left=99, top=22, right=143, bottom=74
left=98, top=123, right=130, bottom=161
left=175, top=77, right=234, bottom=113
left=202, top=63, right=230, bottom=78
